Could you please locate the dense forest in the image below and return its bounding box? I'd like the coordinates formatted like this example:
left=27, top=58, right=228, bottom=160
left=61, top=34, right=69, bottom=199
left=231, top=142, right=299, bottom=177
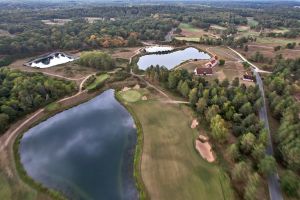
left=265, top=58, right=300, bottom=198
left=78, top=51, right=115, bottom=70
left=145, top=65, right=274, bottom=199
left=1, top=2, right=299, bottom=66
left=0, top=68, right=76, bottom=134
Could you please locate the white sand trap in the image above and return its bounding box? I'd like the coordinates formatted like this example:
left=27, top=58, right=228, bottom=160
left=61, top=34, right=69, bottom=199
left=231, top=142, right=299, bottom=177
left=122, top=87, right=131, bottom=92
left=195, top=139, right=215, bottom=162
left=31, top=54, right=74, bottom=68
left=191, top=119, right=199, bottom=129
left=145, top=46, right=174, bottom=53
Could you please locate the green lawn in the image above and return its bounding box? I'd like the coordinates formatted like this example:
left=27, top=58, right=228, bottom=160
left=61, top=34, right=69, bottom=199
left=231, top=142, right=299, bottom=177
left=86, top=74, right=110, bottom=90
left=119, top=90, right=142, bottom=103
left=129, top=98, right=234, bottom=200
left=179, top=23, right=199, bottom=32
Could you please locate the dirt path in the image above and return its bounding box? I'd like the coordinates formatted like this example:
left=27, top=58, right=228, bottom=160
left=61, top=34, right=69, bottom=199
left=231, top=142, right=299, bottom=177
left=42, top=72, right=86, bottom=81
left=0, top=69, right=95, bottom=154
left=227, top=47, right=271, bottom=73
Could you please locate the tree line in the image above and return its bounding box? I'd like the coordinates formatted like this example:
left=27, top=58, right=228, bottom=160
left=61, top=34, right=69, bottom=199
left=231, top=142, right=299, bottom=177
left=0, top=68, right=76, bottom=134
left=265, top=58, right=300, bottom=198
left=145, top=65, right=275, bottom=199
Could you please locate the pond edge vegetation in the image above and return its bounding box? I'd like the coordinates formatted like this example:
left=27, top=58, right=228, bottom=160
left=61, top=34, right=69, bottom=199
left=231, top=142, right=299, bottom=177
left=115, top=92, right=149, bottom=200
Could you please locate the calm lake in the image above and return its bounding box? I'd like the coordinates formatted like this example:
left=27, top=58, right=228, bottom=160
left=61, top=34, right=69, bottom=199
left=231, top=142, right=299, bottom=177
left=19, top=90, right=138, bottom=200
left=137, top=47, right=210, bottom=70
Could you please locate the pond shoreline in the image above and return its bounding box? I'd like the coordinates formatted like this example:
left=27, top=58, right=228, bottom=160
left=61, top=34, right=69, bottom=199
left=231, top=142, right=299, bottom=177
left=13, top=82, right=144, bottom=199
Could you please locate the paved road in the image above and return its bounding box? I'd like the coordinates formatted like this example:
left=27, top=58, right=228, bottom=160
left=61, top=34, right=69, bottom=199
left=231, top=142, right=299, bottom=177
left=229, top=47, right=283, bottom=200
left=165, top=28, right=176, bottom=42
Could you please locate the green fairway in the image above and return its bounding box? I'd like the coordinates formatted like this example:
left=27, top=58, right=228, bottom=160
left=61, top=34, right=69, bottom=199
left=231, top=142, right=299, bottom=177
left=86, top=74, right=110, bottom=90
left=119, top=90, right=142, bottom=103
left=129, top=97, right=234, bottom=200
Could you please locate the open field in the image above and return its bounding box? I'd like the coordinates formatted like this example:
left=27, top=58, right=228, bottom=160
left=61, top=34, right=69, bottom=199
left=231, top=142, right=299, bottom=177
left=176, top=23, right=220, bottom=41
left=127, top=90, right=234, bottom=200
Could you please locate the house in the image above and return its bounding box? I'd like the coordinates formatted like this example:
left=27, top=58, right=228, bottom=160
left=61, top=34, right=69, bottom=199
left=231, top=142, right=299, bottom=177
left=243, top=72, right=255, bottom=82
left=194, top=67, right=213, bottom=76
left=205, top=57, right=218, bottom=68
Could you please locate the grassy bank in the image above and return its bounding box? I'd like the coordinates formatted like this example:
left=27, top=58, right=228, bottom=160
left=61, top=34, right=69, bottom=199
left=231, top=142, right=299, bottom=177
left=115, top=92, right=149, bottom=200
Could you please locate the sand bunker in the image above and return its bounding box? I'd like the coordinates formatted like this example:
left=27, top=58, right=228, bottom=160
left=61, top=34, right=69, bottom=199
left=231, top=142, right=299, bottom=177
left=133, top=84, right=140, bottom=90
left=142, top=96, right=148, bottom=101
left=191, top=119, right=199, bottom=129
left=122, top=87, right=131, bottom=92
left=195, top=136, right=215, bottom=162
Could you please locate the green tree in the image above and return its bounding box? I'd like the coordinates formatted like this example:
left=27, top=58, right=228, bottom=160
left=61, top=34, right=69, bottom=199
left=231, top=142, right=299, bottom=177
left=240, top=132, right=256, bottom=154
left=219, top=59, right=225, bottom=66
left=196, top=98, right=207, bottom=114
left=210, top=114, right=228, bottom=142
left=227, top=143, right=241, bottom=161
left=180, top=81, right=190, bottom=97
left=232, top=161, right=251, bottom=182
left=258, top=155, right=276, bottom=176
left=244, top=172, right=263, bottom=200
left=281, top=170, right=299, bottom=197
left=188, top=88, right=198, bottom=106
left=0, top=113, right=9, bottom=132
left=239, top=102, right=253, bottom=116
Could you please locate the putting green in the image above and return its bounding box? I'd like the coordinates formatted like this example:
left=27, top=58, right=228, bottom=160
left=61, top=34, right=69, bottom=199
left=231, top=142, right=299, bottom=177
left=119, top=90, right=142, bottom=103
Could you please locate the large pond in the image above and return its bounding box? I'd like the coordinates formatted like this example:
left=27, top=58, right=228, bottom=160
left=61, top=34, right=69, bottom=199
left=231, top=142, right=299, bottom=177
left=137, top=47, right=210, bottom=70
left=19, top=90, right=138, bottom=200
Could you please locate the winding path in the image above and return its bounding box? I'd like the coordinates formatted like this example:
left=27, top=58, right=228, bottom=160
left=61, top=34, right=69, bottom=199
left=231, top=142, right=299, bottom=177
left=0, top=72, right=94, bottom=153
left=228, top=47, right=283, bottom=200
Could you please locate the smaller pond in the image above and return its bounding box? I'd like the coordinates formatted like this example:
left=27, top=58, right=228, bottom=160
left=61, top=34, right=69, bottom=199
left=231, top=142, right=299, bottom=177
left=144, top=46, right=173, bottom=53
left=28, top=52, right=75, bottom=68
left=137, top=47, right=210, bottom=70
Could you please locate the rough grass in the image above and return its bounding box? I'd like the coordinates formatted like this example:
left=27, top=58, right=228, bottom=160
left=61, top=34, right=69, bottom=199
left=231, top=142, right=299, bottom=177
left=129, top=98, right=234, bottom=200
left=86, top=74, right=110, bottom=90
left=0, top=173, right=11, bottom=199
left=45, top=103, right=60, bottom=112
left=119, top=90, right=142, bottom=103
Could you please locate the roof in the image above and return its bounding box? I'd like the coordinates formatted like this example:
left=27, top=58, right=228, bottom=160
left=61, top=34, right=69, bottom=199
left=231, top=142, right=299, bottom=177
left=195, top=67, right=213, bottom=75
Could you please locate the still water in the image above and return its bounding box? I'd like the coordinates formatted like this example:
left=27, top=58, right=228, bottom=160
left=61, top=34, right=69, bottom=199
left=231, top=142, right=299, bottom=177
left=137, top=47, right=210, bottom=70
left=19, top=90, right=138, bottom=200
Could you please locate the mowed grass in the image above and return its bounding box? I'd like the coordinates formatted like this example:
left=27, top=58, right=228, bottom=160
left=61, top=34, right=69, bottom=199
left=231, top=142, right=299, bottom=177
left=119, top=90, right=142, bottom=103
left=129, top=99, right=233, bottom=200
left=86, top=74, right=110, bottom=90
